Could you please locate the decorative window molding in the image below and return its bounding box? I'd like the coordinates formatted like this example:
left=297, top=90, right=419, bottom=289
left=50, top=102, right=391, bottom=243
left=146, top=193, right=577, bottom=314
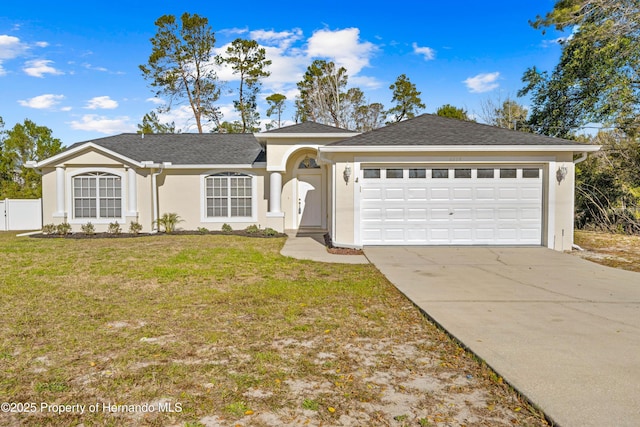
left=201, top=171, right=257, bottom=223
left=69, top=170, right=125, bottom=223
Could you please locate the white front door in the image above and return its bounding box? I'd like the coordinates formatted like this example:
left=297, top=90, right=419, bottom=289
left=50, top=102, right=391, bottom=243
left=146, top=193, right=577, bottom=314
left=297, top=173, right=323, bottom=228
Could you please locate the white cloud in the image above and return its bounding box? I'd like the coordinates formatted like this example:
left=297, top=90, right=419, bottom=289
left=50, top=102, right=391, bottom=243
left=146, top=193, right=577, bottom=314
left=0, top=35, right=28, bottom=75
left=464, top=72, right=500, bottom=93
left=23, top=59, right=64, bottom=77
left=85, top=96, right=118, bottom=110
left=69, top=114, right=136, bottom=134
left=250, top=28, right=303, bottom=49
left=412, top=42, right=435, bottom=61
left=35, top=41, right=49, bottom=48
left=18, top=94, right=64, bottom=109
left=146, top=97, right=166, bottom=105
left=306, top=28, right=377, bottom=75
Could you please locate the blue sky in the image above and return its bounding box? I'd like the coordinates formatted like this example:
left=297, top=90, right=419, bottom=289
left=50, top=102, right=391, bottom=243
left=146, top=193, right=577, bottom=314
left=0, top=1, right=566, bottom=145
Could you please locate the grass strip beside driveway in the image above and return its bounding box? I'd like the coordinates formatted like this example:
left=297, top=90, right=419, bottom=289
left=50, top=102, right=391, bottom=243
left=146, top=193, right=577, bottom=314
left=0, top=232, right=547, bottom=426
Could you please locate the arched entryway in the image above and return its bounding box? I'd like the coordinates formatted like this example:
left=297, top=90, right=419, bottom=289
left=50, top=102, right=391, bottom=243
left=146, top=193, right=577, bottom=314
left=294, top=154, right=326, bottom=229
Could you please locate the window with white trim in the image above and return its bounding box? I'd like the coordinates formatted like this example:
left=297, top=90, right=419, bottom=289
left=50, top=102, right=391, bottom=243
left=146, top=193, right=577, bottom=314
left=205, top=172, right=252, bottom=218
left=73, top=172, right=122, bottom=219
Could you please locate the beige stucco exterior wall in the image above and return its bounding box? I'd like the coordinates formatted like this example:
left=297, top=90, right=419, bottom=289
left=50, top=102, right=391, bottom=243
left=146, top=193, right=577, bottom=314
left=323, top=149, right=581, bottom=251
left=157, top=168, right=269, bottom=231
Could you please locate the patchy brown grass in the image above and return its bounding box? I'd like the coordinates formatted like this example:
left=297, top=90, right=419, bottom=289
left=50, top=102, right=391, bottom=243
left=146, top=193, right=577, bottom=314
left=573, top=230, right=640, bottom=272
left=0, top=232, right=547, bottom=426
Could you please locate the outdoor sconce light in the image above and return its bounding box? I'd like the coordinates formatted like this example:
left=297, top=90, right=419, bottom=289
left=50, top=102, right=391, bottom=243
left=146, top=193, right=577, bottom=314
left=343, top=164, right=352, bottom=184
left=556, top=166, right=567, bottom=184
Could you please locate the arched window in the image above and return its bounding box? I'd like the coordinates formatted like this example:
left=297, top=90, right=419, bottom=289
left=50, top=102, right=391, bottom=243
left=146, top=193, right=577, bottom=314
left=205, top=172, right=252, bottom=218
left=297, top=156, right=320, bottom=169
left=73, top=172, right=122, bottom=219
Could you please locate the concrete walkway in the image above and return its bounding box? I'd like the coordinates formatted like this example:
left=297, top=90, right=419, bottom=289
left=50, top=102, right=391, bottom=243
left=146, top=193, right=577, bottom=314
left=281, top=232, right=369, bottom=264
left=365, top=246, right=640, bottom=427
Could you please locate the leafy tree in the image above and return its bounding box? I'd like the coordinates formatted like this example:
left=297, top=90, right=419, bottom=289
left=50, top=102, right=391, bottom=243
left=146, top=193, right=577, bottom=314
left=479, top=97, right=529, bottom=131
left=295, top=60, right=348, bottom=127
left=0, top=119, right=63, bottom=198
left=137, top=111, right=178, bottom=134
left=342, top=88, right=386, bottom=132
left=387, top=74, right=425, bottom=123
left=140, top=13, right=222, bottom=133
left=215, top=121, right=244, bottom=134
left=265, top=93, right=287, bottom=129
left=222, top=38, right=272, bottom=133
left=575, top=131, right=640, bottom=233
left=436, top=104, right=472, bottom=121
left=521, top=0, right=640, bottom=137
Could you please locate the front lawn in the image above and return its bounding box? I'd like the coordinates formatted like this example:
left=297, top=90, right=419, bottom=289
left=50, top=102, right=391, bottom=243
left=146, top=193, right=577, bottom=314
left=0, top=232, right=546, bottom=426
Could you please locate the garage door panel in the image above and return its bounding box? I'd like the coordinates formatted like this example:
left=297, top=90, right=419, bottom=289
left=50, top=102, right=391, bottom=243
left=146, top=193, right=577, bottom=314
left=360, top=166, right=542, bottom=246
left=453, top=187, right=473, bottom=199
left=407, top=188, right=427, bottom=200
left=384, top=188, right=405, bottom=200
left=476, top=187, right=496, bottom=199
left=408, top=208, right=428, bottom=220
left=431, top=188, right=450, bottom=200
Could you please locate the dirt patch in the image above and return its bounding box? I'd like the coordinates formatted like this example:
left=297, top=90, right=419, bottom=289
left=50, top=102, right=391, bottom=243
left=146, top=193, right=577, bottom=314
left=572, top=230, right=640, bottom=272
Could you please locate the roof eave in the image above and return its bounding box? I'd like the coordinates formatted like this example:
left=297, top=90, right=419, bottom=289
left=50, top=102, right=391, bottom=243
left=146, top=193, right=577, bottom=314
left=319, top=144, right=602, bottom=153
left=254, top=132, right=359, bottom=142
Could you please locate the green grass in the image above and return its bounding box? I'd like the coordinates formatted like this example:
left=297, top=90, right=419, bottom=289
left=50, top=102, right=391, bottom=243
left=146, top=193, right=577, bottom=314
left=0, top=232, right=548, bottom=426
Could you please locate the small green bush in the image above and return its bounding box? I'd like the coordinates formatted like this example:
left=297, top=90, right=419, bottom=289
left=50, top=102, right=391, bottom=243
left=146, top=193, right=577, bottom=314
left=42, top=223, right=56, bottom=235
left=129, top=221, right=143, bottom=235
left=221, top=223, right=233, bottom=233
left=81, top=222, right=95, bottom=235
left=197, top=226, right=209, bottom=234
left=263, top=227, right=278, bottom=236
left=56, top=222, right=72, bottom=235
left=245, top=224, right=260, bottom=234
left=108, top=221, right=122, bottom=235
left=155, top=213, right=183, bottom=233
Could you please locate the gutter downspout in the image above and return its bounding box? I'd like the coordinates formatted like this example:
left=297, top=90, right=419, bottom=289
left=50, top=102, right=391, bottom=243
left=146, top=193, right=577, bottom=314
left=573, top=152, right=588, bottom=165
left=571, top=152, right=588, bottom=251
left=148, top=162, right=170, bottom=232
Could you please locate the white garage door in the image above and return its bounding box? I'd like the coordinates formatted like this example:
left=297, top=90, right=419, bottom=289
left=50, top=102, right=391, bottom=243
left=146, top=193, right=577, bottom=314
left=360, top=166, right=543, bottom=245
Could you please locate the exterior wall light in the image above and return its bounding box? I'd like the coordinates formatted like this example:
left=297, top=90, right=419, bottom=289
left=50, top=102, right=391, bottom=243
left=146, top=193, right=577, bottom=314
left=556, top=166, right=568, bottom=184
left=343, top=164, right=352, bottom=184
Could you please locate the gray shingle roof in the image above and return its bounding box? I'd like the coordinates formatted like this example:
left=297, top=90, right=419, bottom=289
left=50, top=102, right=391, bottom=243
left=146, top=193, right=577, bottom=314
left=327, top=114, right=593, bottom=146
left=66, top=133, right=264, bottom=165
left=264, top=121, right=356, bottom=134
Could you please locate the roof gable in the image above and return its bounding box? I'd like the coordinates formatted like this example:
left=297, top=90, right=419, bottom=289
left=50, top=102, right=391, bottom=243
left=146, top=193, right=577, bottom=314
left=327, top=114, right=593, bottom=147
left=264, top=121, right=356, bottom=134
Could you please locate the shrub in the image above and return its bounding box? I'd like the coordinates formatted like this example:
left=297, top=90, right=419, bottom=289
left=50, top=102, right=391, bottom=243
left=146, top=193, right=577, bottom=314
left=129, top=221, right=143, bottom=235
left=56, top=222, right=72, bottom=235
left=81, top=222, right=95, bottom=235
left=155, top=213, right=183, bottom=233
left=245, top=224, right=260, bottom=234
left=263, top=227, right=278, bottom=236
left=197, top=226, right=209, bottom=234
left=42, top=223, right=56, bottom=235
left=221, top=223, right=233, bottom=233
left=108, top=221, right=122, bottom=235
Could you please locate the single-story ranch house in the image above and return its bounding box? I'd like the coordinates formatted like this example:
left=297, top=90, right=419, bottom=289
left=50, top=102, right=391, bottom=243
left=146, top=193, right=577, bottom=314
left=29, top=114, right=599, bottom=251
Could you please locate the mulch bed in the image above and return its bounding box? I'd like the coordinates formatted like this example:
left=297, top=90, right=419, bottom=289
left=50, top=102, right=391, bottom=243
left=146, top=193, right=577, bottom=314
left=324, top=232, right=365, bottom=255
left=31, top=230, right=287, bottom=239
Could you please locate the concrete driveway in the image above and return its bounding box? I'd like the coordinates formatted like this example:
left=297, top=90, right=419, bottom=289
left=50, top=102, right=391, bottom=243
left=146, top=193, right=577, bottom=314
left=364, top=247, right=640, bottom=427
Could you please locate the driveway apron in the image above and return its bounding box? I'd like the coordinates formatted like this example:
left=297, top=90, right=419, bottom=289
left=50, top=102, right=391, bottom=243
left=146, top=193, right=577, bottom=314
left=365, top=247, right=640, bottom=427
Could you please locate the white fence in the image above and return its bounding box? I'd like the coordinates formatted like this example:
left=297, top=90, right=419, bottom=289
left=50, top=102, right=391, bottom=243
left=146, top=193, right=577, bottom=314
left=0, top=199, right=42, bottom=231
